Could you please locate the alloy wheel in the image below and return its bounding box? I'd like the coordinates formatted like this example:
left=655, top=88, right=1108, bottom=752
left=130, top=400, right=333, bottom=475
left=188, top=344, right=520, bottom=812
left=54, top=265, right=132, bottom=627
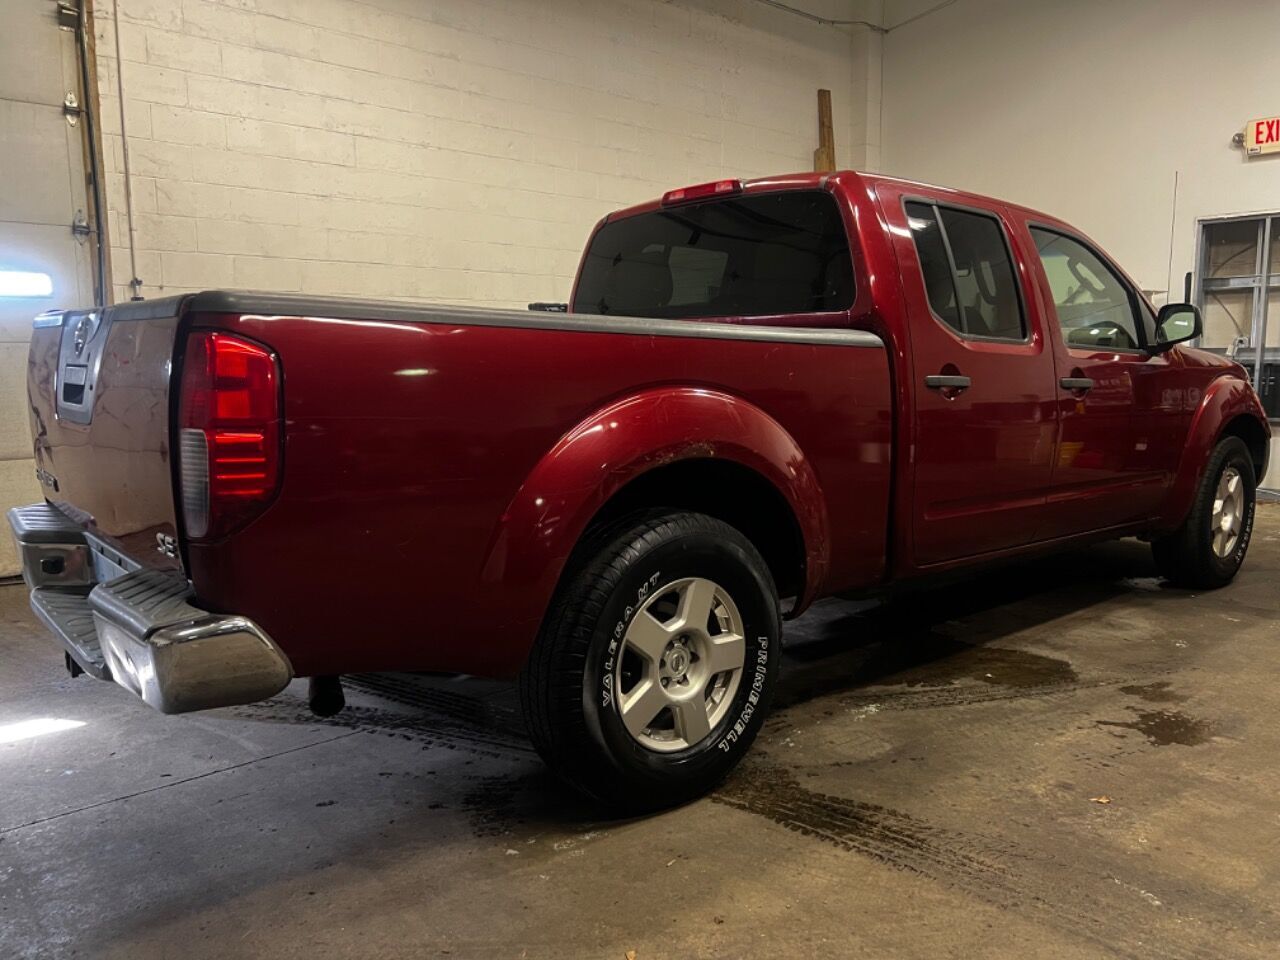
left=1211, top=465, right=1245, bottom=558
left=613, top=577, right=746, bottom=752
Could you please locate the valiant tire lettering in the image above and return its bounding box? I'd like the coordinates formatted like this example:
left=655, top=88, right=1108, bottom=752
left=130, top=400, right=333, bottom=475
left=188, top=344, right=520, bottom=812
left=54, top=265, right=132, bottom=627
left=602, top=570, right=661, bottom=709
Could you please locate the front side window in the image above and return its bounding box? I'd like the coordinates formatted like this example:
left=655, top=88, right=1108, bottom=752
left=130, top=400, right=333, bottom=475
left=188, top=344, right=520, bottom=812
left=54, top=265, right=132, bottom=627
left=573, top=191, right=854, bottom=319
left=905, top=201, right=1025, bottom=340
left=1030, top=228, right=1141, bottom=350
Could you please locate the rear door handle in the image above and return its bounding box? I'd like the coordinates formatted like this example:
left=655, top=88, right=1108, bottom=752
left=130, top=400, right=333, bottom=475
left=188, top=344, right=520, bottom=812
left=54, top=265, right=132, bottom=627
left=1059, top=377, right=1094, bottom=392
left=924, top=375, right=972, bottom=390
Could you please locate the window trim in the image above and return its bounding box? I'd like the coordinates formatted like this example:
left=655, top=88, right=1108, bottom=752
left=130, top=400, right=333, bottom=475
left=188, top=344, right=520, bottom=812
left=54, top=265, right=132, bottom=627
left=1026, top=221, right=1150, bottom=355
left=901, top=196, right=1031, bottom=345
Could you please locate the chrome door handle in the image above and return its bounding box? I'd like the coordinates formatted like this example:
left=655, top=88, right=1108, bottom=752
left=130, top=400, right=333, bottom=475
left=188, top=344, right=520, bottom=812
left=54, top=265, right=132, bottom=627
left=1059, top=377, right=1094, bottom=392
left=924, top=375, right=972, bottom=390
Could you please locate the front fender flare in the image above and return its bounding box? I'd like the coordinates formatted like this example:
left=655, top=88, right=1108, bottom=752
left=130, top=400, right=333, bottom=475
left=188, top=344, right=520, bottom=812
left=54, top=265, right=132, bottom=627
left=1158, top=374, right=1267, bottom=531
left=481, top=386, right=829, bottom=621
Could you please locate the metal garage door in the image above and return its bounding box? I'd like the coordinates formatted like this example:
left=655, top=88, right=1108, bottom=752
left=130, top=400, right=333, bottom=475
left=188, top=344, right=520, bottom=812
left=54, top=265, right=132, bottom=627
left=0, top=0, right=100, bottom=575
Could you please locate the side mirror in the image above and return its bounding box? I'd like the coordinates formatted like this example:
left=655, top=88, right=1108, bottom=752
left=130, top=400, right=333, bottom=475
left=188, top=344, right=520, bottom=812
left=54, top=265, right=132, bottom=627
left=1152, top=303, right=1202, bottom=352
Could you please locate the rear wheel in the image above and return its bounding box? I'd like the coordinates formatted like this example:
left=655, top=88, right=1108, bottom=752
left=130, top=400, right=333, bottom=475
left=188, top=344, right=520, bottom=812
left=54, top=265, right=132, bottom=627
left=519, top=511, right=781, bottom=810
left=1153, top=436, right=1256, bottom=588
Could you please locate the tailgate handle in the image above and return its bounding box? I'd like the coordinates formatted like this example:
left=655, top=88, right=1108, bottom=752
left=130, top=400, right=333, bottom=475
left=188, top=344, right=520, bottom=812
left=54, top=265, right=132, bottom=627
left=61, top=363, right=88, bottom=405
left=1059, top=376, right=1094, bottom=393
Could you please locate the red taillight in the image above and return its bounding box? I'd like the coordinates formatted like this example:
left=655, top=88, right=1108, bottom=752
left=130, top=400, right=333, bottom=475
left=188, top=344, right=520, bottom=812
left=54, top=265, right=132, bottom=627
left=178, top=331, right=280, bottom=540
left=660, top=178, right=742, bottom=206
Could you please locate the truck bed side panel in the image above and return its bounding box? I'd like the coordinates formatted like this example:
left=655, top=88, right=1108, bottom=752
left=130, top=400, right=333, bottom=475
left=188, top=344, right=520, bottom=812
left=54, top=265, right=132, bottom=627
left=184, top=309, right=893, bottom=678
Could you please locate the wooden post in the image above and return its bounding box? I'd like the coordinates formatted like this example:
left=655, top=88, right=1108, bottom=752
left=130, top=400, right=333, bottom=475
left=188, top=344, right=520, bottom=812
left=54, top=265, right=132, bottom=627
left=813, top=89, right=836, bottom=172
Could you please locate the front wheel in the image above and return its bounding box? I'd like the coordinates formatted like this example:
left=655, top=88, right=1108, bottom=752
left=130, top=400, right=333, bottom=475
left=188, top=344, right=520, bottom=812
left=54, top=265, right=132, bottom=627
left=1153, top=436, right=1256, bottom=589
left=519, top=511, right=781, bottom=810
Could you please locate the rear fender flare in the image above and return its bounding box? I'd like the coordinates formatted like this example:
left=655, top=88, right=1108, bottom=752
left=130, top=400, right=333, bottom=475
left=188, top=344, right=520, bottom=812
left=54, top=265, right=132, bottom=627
left=1158, top=375, right=1268, bottom=531
left=481, top=386, right=828, bottom=618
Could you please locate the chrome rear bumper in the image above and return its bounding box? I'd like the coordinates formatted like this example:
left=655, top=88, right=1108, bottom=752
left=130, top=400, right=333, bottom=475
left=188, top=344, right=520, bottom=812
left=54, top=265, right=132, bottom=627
left=8, top=502, right=292, bottom=713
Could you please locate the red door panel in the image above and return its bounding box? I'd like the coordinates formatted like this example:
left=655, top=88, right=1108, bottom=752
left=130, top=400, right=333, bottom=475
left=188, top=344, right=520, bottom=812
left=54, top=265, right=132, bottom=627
left=1045, top=351, right=1162, bottom=531
left=878, top=185, right=1059, bottom=566
left=1017, top=221, right=1176, bottom=538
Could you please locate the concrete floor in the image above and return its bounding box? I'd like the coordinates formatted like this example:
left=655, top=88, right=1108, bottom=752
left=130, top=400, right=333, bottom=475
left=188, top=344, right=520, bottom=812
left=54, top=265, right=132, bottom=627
left=3, top=512, right=1280, bottom=959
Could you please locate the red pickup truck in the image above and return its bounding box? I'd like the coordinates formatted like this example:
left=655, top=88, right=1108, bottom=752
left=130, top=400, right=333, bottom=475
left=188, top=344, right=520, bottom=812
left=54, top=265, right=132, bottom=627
left=10, top=171, right=1269, bottom=808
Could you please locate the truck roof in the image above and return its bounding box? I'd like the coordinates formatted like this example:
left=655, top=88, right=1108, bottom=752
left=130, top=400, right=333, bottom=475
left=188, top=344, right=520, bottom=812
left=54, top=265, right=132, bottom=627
left=605, top=170, right=1066, bottom=230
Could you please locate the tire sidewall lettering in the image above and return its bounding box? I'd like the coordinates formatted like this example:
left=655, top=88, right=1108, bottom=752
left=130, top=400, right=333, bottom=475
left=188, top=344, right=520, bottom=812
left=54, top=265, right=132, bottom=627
left=717, top=634, right=770, bottom=753
left=601, top=571, right=661, bottom=711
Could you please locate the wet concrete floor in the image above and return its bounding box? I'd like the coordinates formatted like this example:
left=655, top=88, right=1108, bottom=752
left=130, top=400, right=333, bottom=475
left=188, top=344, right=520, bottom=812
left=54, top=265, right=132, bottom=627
left=3, top=509, right=1280, bottom=958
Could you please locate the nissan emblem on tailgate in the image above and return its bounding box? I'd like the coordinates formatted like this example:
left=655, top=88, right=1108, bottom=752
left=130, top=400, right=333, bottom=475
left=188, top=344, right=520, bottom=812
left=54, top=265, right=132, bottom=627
left=72, top=314, right=94, bottom=356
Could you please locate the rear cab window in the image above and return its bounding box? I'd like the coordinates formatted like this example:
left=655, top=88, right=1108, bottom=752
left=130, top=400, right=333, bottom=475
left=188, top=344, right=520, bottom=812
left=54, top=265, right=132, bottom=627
left=572, top=191, right=854, bottom=319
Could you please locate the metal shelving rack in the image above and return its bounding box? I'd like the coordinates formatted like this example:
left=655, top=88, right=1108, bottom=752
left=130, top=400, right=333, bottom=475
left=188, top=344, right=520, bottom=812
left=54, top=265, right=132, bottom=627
left=1194, top=214, right=1280, bottom=410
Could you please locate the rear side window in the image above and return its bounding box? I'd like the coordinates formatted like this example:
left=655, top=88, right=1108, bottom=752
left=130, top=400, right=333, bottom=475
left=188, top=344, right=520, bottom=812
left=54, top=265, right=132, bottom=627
left=905, top=201, right=1025, bottom=340
left=573, top=191, right=854, bottom=319
left=904, top=203, right=960, bottom=330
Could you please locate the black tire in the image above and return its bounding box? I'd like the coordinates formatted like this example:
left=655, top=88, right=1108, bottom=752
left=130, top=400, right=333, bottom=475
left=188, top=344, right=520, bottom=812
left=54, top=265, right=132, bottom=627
left=519, top=511, right=781, bottom=810
left=1152, top=436, right=1256, bottom=589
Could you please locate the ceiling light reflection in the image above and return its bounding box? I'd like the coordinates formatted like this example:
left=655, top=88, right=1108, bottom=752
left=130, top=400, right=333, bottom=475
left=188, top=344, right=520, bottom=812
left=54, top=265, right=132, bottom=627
left=0, top=717, right=86, bottom=745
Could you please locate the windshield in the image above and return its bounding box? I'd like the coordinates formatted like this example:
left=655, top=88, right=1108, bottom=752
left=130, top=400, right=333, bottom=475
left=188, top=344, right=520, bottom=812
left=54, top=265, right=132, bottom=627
left=572, top=190, right=854, bottom=319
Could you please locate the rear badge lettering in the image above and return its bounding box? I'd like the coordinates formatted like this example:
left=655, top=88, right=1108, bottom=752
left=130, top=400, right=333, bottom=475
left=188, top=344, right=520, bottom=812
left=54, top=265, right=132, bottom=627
left=34, top=465, right=58, bottom=491
left=155, top=532, right=178, bottom=557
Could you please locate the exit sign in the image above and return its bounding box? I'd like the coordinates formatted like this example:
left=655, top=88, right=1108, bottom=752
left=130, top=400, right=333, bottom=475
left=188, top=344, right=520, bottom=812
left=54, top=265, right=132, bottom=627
left=1245, top=116, right=1280, bottom=156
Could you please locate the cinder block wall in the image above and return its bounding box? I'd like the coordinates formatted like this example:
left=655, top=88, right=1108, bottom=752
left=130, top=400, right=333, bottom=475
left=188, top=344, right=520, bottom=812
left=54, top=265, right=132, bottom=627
left=94, top=0, right=876, bottom=308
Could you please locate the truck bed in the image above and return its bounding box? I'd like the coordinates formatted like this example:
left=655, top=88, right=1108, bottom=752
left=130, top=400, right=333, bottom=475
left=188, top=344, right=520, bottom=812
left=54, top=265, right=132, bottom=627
left=25, top=291, right=892, bottom=679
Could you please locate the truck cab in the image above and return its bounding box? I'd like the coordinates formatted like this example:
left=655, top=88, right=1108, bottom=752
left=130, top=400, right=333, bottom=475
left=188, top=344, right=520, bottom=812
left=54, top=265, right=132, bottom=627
left=867, top=174, right=1267, bottom=571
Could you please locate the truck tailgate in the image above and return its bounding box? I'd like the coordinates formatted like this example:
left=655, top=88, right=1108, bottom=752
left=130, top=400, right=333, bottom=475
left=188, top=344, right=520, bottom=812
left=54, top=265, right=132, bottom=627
left=27, top=299, right=184, bottom=571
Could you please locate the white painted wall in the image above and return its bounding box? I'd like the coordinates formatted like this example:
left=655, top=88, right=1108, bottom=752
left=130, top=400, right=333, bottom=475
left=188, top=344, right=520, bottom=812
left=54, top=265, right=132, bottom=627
left=94, top=0, right=880, bottom=308
left=881, top=0, right=1280, bottom=305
